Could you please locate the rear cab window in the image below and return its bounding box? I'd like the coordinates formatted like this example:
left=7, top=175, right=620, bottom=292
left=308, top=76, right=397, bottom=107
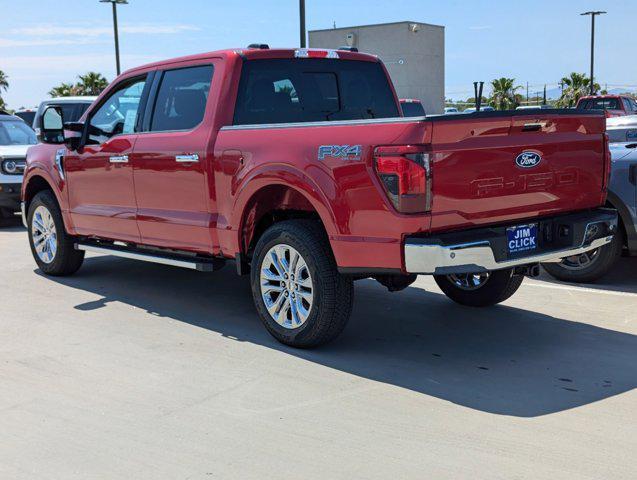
left=233, top=58, right=399, bottom=125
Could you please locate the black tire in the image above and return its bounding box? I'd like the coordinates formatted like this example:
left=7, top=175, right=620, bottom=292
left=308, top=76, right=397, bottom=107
left=250, top=219, right=354, bottom=348
left=27, top=190, right=84, bottom=276
left=542, top=228, right=624, bottom=283
left=434, top=268, right=524, bottom=307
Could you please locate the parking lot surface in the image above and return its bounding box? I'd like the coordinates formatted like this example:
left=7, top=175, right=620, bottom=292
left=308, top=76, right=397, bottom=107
left=1, top=219, right=635, bottom=479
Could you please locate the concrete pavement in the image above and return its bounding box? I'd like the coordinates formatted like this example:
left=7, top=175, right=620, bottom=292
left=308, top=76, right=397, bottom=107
left=1, top=220, right=635, bottom=479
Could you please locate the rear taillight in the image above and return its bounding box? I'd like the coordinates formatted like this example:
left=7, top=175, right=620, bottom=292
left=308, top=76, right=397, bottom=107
left=602, top=133, right=611, bottom=197
left=373, top=145, right=432, bottom=214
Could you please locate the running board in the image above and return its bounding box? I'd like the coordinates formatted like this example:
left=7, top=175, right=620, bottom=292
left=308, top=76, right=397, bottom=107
left=75, top=242, right=224, bottom=272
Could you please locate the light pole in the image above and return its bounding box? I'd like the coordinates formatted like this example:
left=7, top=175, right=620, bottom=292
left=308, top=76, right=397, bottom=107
left=580, top=10, right=606, bottom=95
left=100, top=0, right=128, bottom=76
left=299, top=0, right=306, bottom=48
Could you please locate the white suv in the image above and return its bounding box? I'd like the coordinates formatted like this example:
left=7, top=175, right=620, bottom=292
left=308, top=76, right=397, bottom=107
left=0, top=113, right=37, bottom=219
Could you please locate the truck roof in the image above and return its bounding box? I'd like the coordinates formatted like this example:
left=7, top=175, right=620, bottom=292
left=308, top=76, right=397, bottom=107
left=579, top=94, right=631, bottom=100
left=124, top=47, right=380, bottom=75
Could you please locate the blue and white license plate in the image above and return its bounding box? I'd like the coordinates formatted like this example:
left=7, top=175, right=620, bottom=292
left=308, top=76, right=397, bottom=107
left=506, top=223, right=538, bottom=255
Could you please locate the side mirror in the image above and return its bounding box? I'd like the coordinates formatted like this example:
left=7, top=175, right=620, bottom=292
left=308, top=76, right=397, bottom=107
left=40, top=106, right=84, bottom=150
left=40, top=106, right=65, bottom=144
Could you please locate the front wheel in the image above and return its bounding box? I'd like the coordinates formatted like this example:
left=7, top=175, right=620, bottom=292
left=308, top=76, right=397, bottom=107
left=250, top=220, right=354, bottom=348
left=434, top=268, right=524, bottom=307
left=27, top=190, right=84, bottom=276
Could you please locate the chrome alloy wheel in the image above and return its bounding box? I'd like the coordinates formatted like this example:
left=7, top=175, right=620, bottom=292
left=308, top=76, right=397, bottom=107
left=260, top=244, right=314, bottom=329
left=559, top=249, right=600, bottom=270
left=31, top=205, right=57, bottom=264
left=447, top=272, right=490, bottom=291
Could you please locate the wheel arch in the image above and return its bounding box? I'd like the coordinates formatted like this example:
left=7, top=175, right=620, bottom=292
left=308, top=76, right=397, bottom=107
left=605, top=191, right=636, bottom=252
left=238, top=182, right=333, bottom=260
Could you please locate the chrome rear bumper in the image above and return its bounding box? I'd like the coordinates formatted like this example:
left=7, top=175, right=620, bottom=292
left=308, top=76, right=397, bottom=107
left=404, top=209, right=618, bottom=275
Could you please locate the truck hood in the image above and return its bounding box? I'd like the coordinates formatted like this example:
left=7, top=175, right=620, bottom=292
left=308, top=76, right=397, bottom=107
left=0, top=144, right=32, bottom=157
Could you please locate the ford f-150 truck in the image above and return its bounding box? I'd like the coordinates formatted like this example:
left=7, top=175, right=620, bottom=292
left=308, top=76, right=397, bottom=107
left=22, top=46, right=617, bottom=347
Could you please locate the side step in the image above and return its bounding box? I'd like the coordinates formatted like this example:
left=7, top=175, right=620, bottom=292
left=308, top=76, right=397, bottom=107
left=75, top=242, right=224, bottom=272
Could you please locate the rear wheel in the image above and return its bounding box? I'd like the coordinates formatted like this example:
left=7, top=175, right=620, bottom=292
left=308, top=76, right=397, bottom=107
left=434, top=268, right=523, bottom=307
left=250, top=220, right=354, bottom=348
left=27, top=190, right=84, bottom=276
left=542, top=229, right=623, bottom=283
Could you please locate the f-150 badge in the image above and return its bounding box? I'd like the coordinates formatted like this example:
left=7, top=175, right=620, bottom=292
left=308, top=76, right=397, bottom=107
left=318, top=144, right=362, bottom=161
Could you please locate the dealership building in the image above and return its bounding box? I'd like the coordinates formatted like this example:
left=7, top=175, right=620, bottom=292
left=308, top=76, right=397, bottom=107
left=309, top=21, right=445, bottom=115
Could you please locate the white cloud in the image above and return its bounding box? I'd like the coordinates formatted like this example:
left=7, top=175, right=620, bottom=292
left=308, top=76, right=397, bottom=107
left=469, top=25, right=493, bottom=31
left=0, top=38, right=106, bottom=47
left=8, top=23, right=200, bottom=37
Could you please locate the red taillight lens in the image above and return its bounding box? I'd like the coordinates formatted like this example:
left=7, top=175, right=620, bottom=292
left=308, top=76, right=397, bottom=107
left=602, top=132, right=611, bottom=198
left=373, top=145, right=431, bottom=213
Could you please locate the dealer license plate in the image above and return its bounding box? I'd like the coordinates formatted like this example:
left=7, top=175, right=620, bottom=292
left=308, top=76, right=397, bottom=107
left=506, top=224, right=538, bottom=256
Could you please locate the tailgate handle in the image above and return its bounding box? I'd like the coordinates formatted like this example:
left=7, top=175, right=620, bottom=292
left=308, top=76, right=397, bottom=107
left=522, top=123, right=544, bottom=132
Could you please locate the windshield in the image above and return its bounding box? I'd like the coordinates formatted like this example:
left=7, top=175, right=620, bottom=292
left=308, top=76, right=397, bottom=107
left=401, top=102, right=425, bottom=117
left=0, top=119, right=37, bottom=145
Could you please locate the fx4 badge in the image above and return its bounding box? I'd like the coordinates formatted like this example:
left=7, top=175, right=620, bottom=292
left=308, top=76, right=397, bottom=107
left=318, top=144, right=362, bottom=161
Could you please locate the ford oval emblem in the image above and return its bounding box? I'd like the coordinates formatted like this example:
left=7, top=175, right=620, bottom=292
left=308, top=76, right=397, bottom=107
left=515, top=151, right=542, bottom=168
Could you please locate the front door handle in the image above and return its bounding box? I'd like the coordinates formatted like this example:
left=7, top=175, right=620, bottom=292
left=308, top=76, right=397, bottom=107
left=175, top=154, right=199, bottom=163
left=109, top=155, right=129, bottom=163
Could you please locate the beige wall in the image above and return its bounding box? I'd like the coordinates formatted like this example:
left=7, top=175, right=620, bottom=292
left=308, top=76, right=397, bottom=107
left=309, top=21, right=445, bottom=114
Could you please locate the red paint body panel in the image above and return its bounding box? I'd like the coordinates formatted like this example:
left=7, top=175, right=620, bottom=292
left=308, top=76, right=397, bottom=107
left=22, top=47, right=610, bottom=273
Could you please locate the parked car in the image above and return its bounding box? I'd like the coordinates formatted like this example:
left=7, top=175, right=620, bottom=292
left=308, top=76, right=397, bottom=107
left=463, top=106, right=495, bottom=113
left=542, top=142, right=636, bottom=282
left=33, top=96, right=97, bottom=138
left=399, top=98, right=425, bottom=117
left=576, top=94, right=637, bottom=117
left=22, top=46, right=616, bottom=347
left=606, top=115, right=637, bottom=143
left=0, top=113, right=37, bottom=219
left=515, top=105, right=552, bottom=110
left=443, top=107, right=459, bottom=114
left=14, top=109, right=37, bottom=126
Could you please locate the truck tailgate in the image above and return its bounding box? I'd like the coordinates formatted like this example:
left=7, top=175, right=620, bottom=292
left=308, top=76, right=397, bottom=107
left=429, top=113, right=607, bottom=232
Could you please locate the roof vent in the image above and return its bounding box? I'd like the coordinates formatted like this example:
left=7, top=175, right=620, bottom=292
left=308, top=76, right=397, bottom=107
left=338, top=46, right=358, bottom=52
left=247, top=43, right=269, bottom=49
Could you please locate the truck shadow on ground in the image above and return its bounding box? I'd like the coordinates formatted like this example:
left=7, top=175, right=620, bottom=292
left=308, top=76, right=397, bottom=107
left=39, top=256, right=637, bottom=418
left=537, top=256, right=637, bottom=295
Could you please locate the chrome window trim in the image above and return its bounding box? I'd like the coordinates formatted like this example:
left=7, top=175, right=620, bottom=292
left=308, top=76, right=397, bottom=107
left=220, top=115, right=426, bottom=131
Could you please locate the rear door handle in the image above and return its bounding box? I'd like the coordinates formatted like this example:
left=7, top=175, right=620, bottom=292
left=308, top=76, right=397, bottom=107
left=109, top=155, right=129, bottom=163
left=175, top=154, right=199, bottom=163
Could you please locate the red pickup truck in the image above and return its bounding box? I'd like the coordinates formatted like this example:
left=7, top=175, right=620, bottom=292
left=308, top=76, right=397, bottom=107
left=22, top=46, right=617, bottom=347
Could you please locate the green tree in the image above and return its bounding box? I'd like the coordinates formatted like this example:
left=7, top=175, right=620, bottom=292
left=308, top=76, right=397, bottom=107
left=76, top=72, right=109, bottom=95
left=48, top=82, right=79, bottom=98
left=556, top=72, right=600, bottom=107
left=0, top=70, right=9, bottom=110
left=489, top=77, right=521, bottom=110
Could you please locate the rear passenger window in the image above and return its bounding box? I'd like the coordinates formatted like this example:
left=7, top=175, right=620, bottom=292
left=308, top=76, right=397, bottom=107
left=233, top=59, right=399, bottom=125
left=150, top=65, right=214, bottom=132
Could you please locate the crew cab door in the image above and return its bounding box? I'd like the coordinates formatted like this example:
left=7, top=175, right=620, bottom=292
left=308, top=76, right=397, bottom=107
left=132, top=63, right=215, bottom=252
left=64, top=75, right=149, bottom=242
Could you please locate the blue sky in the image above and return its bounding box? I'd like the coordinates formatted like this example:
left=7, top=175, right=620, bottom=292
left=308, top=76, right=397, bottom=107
left=1, top=0, right=636, bottom=108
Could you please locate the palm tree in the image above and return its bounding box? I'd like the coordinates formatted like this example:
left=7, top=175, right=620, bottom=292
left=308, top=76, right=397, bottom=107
left=489, top=77, right=521, bottom=110
left=76, top=72, right=109, bottom=95
left=556, top=72, right=600, bottom=107
left=48, top=82, right=78, bottom=98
